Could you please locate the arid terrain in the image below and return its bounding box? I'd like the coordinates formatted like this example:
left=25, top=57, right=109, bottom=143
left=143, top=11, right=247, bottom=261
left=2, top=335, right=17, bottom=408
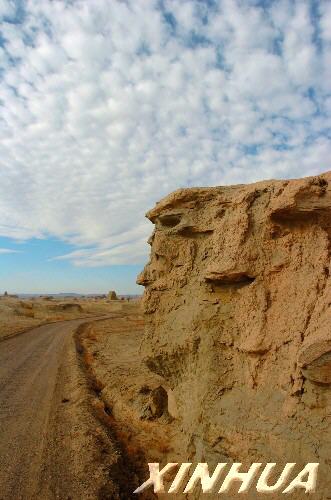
left=0, top=317, right=110, bottom=499
left=1, top=171, right=331, bottom=499
left=0, top=297, right=151, bottom=500
left=0, top=295, right=117, bottom=341
left=136, top=170, right=331, bottom=498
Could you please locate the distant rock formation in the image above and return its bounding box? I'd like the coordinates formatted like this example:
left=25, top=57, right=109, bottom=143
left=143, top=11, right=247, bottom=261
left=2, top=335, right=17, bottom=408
left=137, top=171, right=331, bottom=499
left=2, top=291, right=18, bottom=299
left=108, top=290, right=118, bottom=300
left=50, top=303, right=83, bottom=313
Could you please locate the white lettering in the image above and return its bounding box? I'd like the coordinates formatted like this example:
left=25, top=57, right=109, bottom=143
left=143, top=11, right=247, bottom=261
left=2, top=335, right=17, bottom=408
left=168, top=463, right=192, bottom=493
left=133, top=462, right=178, bottom=494
left=282, top=463, right=319, bottom=494
left=183, top=463, right=227, bottom=494
left=133, top=462, right=320, bottom=495
left=256, top=463, right=296, bottom=493
left=219, top=463, right=262, bottom=493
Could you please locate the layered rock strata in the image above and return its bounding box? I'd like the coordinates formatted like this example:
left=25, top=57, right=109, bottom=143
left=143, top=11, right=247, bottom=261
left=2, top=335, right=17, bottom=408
left=137, top=171, right=331, bottom=498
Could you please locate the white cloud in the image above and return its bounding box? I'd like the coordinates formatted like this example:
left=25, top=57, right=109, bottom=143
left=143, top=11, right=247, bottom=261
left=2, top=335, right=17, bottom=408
left=0, top=0, right=330, bottom=267
left=0, top=0, right=15, bottom=19
left=0, top=248, right=21, bottom=254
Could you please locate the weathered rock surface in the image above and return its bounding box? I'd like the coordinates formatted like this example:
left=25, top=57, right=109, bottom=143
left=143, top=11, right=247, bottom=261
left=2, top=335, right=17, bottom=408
left=137, top=171, right=331, bottom=498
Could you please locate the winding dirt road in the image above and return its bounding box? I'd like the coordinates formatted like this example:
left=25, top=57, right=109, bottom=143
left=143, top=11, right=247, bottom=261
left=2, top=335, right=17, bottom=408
left=0, top=319, right=111, bottom=500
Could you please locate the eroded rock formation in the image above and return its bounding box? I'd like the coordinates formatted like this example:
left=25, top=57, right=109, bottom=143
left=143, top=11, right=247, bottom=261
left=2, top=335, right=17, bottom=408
left=137, top=171, right=331, bottom=498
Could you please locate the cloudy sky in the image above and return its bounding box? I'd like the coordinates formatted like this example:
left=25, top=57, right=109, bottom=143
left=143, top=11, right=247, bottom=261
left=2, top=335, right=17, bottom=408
left=0, top=0, right=330, bottom=293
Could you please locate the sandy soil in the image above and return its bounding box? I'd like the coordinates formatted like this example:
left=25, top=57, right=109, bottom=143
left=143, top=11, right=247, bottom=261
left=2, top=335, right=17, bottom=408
left=0, top=317, right=121, bottom=500
left=0, top=296, right=119, bottom=341
left=76, top=302, right=175, bottom=496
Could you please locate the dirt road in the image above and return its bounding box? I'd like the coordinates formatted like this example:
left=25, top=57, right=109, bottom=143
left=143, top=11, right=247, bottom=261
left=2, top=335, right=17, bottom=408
left=0, top=319, right=113, bottom=500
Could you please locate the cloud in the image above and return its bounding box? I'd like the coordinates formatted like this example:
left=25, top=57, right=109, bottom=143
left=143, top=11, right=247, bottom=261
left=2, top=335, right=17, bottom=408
left=0, top=0, right=15, bottom=18
left=0, top=0, right=330, bottom=267
left=0, top=248, right=21, bottom=254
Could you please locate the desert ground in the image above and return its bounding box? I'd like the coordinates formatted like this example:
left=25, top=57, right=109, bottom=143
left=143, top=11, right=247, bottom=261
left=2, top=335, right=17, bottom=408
left=0, top=296, right=155, bottom=500
left=0, top=294, right=119, bottom=341
left=1, top=172, right=330, bottom=500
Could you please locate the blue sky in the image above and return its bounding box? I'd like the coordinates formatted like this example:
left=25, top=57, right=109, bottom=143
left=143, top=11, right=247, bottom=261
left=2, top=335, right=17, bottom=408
left=0, top=235, right=142, bottom=294
left=0, top=0, right=330, bottom=293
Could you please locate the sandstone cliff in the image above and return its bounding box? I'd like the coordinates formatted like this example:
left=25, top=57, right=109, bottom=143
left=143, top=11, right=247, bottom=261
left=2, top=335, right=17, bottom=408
left=137, top=171, right=331, bottom=498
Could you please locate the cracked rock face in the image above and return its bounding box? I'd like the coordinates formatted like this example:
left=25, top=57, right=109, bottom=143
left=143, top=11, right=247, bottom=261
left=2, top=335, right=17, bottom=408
left=137, top=172, right=331, bottom=498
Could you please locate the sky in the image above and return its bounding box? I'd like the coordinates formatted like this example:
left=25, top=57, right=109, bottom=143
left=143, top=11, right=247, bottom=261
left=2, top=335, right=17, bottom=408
left=0, top=0, right=330, bottom=294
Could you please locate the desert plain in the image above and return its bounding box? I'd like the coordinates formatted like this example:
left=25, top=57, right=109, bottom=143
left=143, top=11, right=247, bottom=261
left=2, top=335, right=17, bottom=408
left=0, top=171, right=331, bottom=500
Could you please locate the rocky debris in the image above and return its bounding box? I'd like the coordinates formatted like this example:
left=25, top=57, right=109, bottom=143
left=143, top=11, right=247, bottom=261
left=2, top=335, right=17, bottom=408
left=50, top=302, right=83, bottom=313
left=108, top=290, right=118, bottom=300
left=137, top=171, right=331, bottom=499
left=139, top=385, right=170, bottom=421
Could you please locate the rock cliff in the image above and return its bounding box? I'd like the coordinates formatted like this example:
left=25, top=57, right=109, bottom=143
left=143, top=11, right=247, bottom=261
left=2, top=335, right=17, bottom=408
left=137, top=171, right=331, bottom=498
